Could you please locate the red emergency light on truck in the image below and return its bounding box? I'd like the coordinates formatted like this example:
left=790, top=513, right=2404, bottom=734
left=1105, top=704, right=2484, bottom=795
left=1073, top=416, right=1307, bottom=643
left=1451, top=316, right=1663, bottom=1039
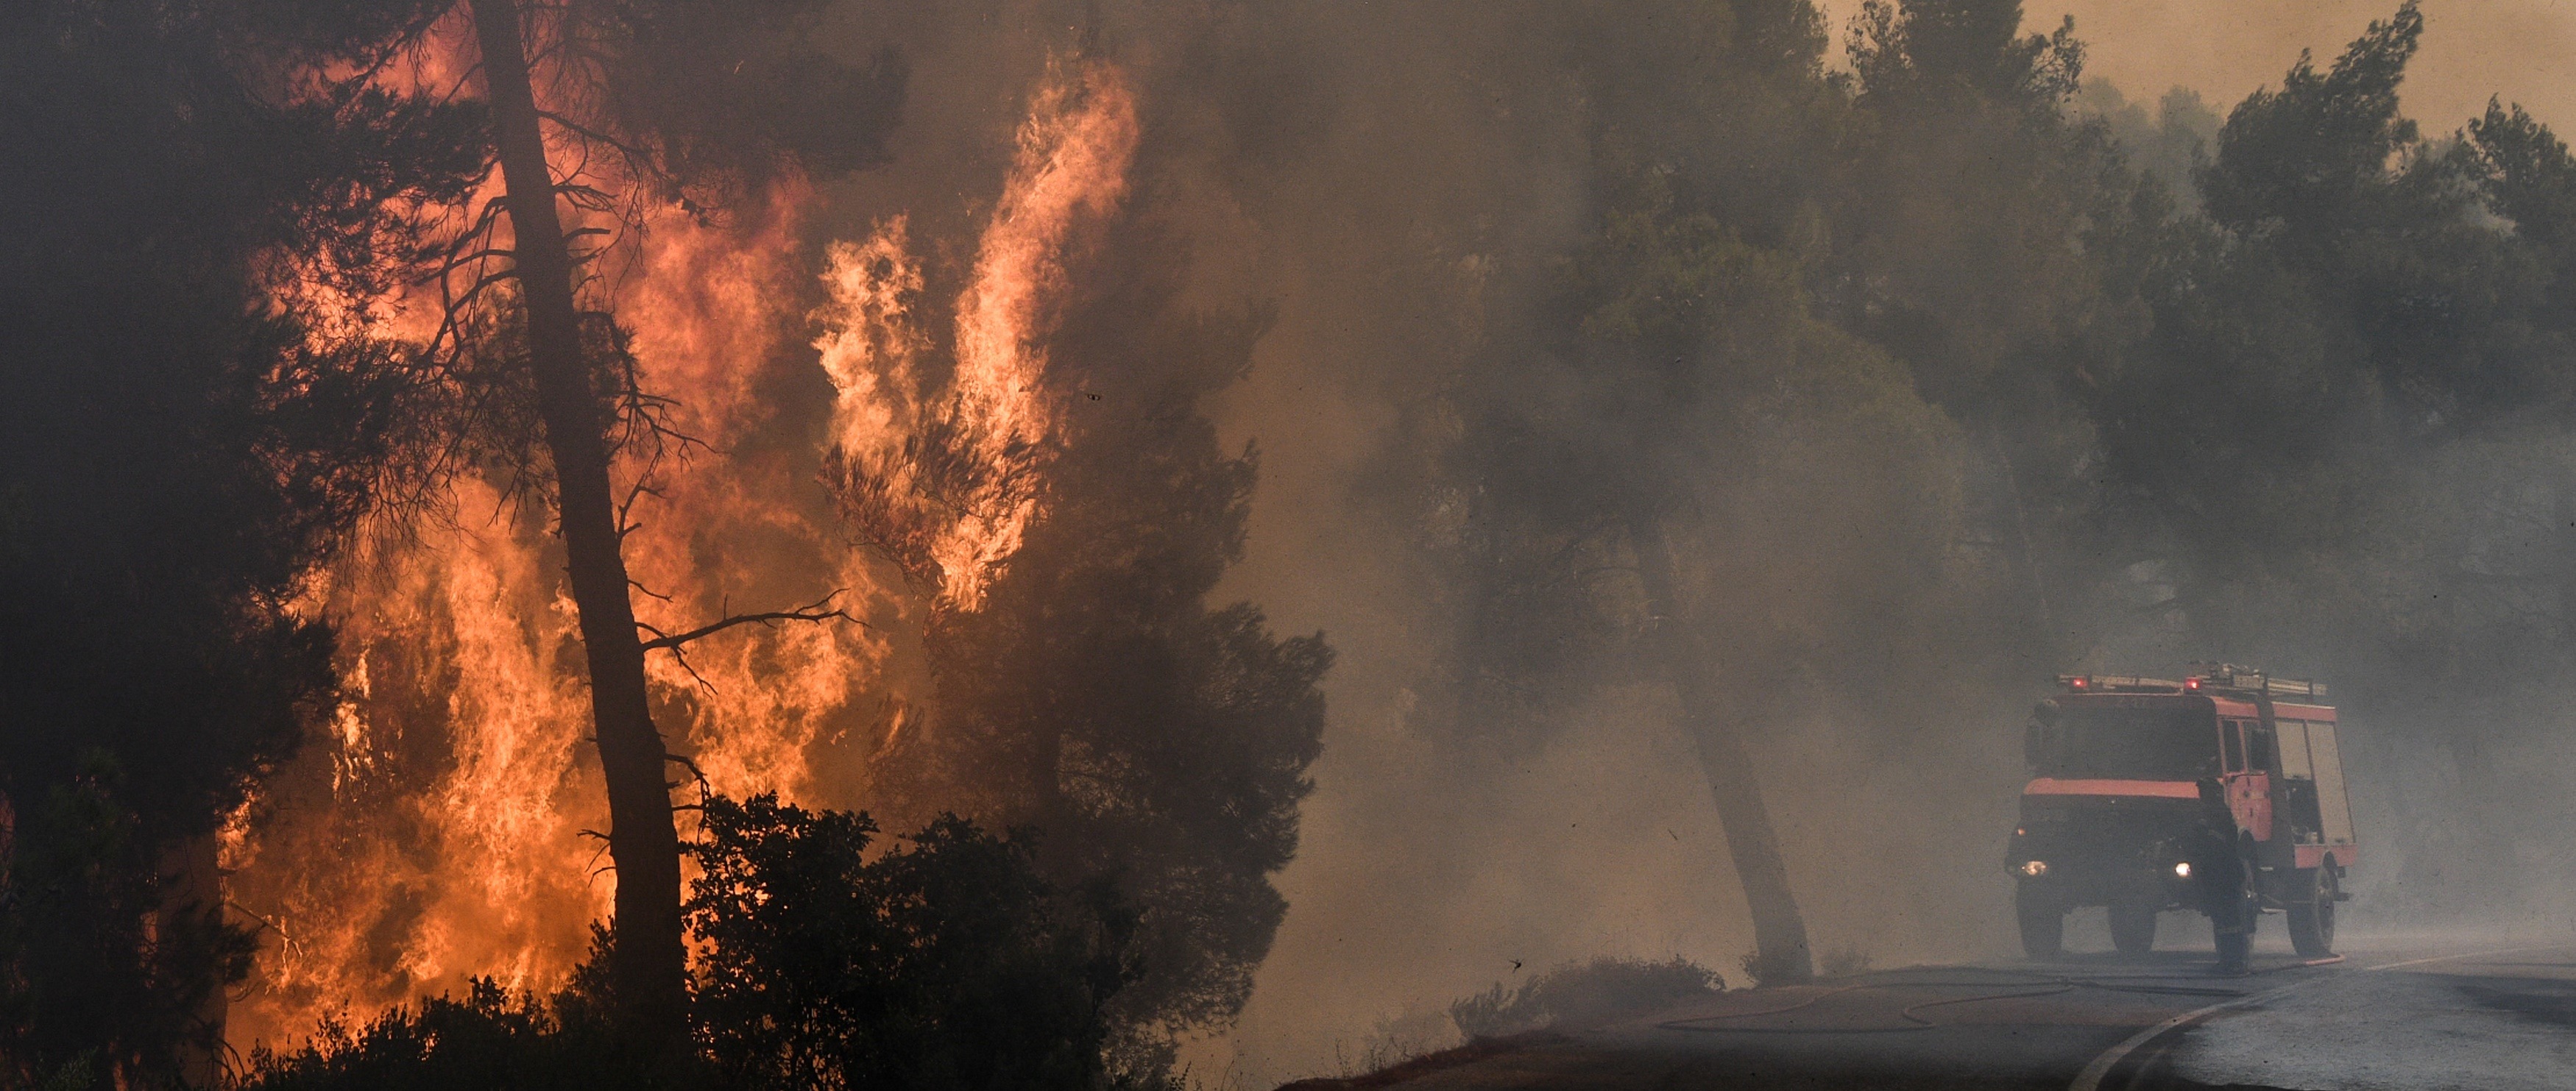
left=2008, top=664, right=2357, bottom=970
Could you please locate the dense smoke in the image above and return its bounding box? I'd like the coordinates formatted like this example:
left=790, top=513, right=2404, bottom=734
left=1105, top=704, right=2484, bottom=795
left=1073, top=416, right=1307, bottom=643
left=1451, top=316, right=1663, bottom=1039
left=1209, top=2, right=2576, bottom=1082
left=791, top=1, right=2576, bottom=1081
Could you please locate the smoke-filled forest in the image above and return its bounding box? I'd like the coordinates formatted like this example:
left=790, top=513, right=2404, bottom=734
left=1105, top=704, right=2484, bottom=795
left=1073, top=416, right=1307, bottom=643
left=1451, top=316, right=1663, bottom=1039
left=7, top=0, right=2576, bottom=1087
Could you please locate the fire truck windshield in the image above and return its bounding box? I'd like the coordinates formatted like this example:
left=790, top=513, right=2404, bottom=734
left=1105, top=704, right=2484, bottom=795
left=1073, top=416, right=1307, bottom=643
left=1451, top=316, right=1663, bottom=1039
left=2041, top=706, right=2215, bottom=781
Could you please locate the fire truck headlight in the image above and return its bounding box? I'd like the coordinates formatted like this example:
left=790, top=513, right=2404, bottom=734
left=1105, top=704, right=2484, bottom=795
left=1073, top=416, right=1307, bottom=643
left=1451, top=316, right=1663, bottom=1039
left=2017, top=860, right=2049, bottom=878
left=2172, top=861, right=2193, bottom=878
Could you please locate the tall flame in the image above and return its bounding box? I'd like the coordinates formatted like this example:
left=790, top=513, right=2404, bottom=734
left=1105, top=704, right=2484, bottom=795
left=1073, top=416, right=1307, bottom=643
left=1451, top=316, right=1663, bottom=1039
left=820, top=58, right=1139, bottom=610
left=228, top=184, right=892, bottom=1050
left=227, top=55, right=1139, bottom=1053
left=620, top=184, right=898, bottom=802
left=226, top=486, right=609, bottom=1045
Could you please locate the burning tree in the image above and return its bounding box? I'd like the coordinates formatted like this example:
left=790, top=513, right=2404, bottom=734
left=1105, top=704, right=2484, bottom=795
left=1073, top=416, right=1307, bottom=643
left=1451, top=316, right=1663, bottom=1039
left=211, top=12, right=1319, bottom=1069
left=191, top=0, right=910, bottom=1050
left=814, top=63, right=1332, bottom=1058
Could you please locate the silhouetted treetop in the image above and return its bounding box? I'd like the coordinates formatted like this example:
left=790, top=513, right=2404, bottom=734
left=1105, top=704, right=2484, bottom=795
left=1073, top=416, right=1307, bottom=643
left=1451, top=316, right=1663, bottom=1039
left=2201, top=1, right=2424, bottom=239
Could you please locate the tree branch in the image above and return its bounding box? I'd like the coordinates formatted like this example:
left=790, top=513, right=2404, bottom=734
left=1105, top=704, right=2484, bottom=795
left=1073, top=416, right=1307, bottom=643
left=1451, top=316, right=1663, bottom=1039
left=638, top=591, right=866, bottom=652
left=537, top=109, right=658, bottom=166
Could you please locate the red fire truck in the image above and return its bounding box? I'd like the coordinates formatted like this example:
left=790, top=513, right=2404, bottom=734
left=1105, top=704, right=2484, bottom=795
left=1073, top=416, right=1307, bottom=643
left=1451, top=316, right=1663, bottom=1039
left=2007, top=665, right=2357, bottom=969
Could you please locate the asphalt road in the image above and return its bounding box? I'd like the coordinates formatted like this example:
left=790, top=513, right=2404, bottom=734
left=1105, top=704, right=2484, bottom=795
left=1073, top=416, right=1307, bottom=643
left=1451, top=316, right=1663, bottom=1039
left=1328, top=934, right=2576, bottom=1090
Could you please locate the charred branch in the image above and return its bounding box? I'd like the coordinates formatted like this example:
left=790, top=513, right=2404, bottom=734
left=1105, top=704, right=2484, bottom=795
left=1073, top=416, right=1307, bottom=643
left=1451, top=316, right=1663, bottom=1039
left=537, top=110, right=658, bottom=167
left=637, top=591, right=864, bottom=652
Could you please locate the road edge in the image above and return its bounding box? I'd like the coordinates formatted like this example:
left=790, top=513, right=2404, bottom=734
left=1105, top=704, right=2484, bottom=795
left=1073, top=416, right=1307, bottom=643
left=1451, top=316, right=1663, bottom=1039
left=2066, top=945, right=2551, bottom=1091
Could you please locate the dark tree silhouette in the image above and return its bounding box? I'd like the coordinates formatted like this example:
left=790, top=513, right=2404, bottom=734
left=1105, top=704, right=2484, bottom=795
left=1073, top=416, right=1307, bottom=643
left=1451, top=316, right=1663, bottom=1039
left=913, top=398, right=1332, bottom=1051
left=687, top=795, right=1141, bottom=1090
left=0, top=1, right=485, bottom=1084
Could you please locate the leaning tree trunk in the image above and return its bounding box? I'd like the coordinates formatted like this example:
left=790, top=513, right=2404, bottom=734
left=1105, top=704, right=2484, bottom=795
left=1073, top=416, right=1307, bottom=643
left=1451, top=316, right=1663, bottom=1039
left=1627, top=509, right=1814, bottom=985
left=470, top=0, right=687, bottom=1045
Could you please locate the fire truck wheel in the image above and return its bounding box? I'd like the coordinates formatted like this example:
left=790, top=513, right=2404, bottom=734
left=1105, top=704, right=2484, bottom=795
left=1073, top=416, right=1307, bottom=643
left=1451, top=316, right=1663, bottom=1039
left=2287, top=867, right=2338, bottom=957
left=2016, top=886, right=2063, bottom=959
left=2109, top=902, right=2158, bottom=956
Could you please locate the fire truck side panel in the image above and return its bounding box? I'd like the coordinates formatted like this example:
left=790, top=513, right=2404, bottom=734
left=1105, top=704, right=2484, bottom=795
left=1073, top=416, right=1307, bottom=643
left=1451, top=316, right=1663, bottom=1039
left=2277, top=719, right=2314, bottom=778
left=2305, top=721, right=2357, bottom=848
left=2268, top=716, right=2360, bottom=870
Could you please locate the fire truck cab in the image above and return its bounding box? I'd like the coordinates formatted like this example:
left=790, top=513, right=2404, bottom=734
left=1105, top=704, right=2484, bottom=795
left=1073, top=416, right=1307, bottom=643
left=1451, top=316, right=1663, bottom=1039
left=2007, top=665, right=2357, bottom=968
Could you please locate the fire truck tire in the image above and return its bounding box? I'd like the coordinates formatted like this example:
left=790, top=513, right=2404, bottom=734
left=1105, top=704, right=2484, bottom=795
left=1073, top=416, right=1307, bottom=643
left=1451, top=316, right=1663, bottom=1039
left=2287, top=867, right=2338, bottom=957
left=2016, top=886, right=2063, bottom=959
left=2109, top=903, right=2158, bottom=955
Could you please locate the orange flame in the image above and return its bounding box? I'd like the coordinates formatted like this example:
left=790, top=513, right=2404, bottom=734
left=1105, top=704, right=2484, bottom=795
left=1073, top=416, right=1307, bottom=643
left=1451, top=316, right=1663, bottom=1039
left=225, top=485, right=609, bottom=1046
left=620, top=183, right=897, bottom=803
left=228, top=184, right=897, bottom=1051
left=226, top=54, right=1141, bottom=1056
left=820, top=58, right=1139, bottom=610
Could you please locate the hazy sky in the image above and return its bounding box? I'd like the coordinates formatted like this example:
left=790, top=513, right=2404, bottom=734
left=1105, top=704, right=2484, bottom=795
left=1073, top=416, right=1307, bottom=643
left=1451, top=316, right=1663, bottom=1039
left=1816, top=0, right=2576, bottom=132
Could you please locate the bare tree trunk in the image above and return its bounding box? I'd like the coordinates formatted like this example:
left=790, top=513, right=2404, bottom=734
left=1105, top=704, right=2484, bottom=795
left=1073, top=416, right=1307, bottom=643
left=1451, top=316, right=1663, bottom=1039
left=469, top=0, right=686, bottom=1045
left=1627, top=510, right=1814, bottom=985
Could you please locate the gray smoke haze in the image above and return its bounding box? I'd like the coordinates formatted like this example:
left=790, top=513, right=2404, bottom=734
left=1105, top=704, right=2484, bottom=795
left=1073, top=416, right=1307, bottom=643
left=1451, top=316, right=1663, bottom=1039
left=778, top=3, right=2576, bottom=1086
